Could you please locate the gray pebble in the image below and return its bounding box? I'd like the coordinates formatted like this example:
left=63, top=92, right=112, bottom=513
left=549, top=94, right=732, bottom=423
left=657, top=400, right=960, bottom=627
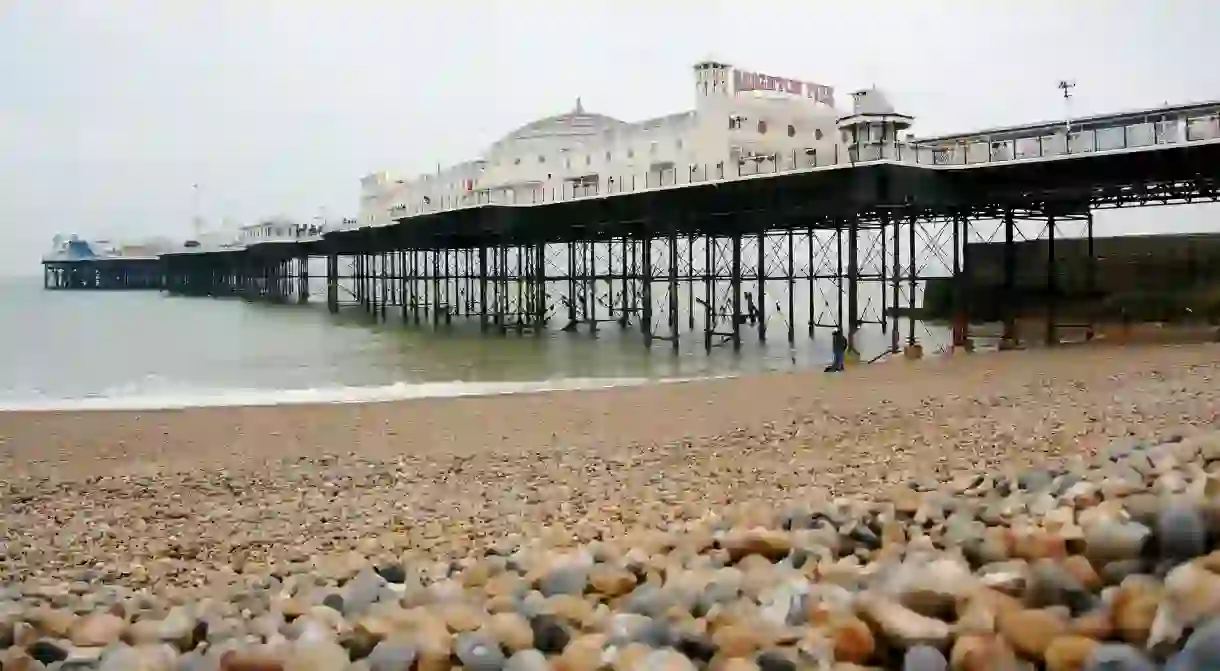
left=1018, top=469, right=1053, bottom=492
left=634, top=618, right=676, bottom=647
left=621, top=584, right=671, bottom=617
left=1026, top=559, right=1096, bottom=614
left=1099, top=559, right=1146, bottom=586
left=755, top=650, right=795, bottom=671
left=504, top=649, right=548, bottom=671
left=177, top=651, right=210, bottom=671
left=640, top=649, right=698, bottom=671
left=903, top=645, right=947, bottom=671
left=1085, top=643, right=1157, bottom=671
left=1182, top=617, right=1220, bottom=666
left=320, top=592, right=345, bottom=614
left=1053, top=472, right=1083, bottom=496
left=538, top=566, right=587, bottom=597
left=1084, top=520, right=1151, bottom=565
left=517, top=591, right=549, bottom=619
left=1157, top=502, right=1207, bottom=562
left=455, top=631, right=506, bottom=671
left=367, top=639, right=418, bottom=671
left=342, top=567, right=386, bottom=616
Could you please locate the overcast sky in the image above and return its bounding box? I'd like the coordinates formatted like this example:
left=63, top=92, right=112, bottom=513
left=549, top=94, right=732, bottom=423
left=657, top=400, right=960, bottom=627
left=2, top=0, right=1219, bottom=274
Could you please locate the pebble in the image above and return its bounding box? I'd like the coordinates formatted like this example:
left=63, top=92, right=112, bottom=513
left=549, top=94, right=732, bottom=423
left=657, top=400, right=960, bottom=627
left=901, top=645, right=947, bottom=671
left=530, top=613, right=571, bottom=653
left=366, top=639, right=417, bottom=671
left=3, top=428, right=1220, bottom=670
left=1156, top=502, right=1208, bottom=562
left=455, top=631, right=507, bottom=671
left=504, top=649, right=548, bottom=671
left=1084, top=643, right=1158, bottom=671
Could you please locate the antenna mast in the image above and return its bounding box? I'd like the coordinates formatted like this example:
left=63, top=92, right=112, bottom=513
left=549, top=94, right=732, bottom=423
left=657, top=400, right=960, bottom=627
left=1057, top=79, right=1076, bottom=138
left=191, top=183, right=204, bottom=239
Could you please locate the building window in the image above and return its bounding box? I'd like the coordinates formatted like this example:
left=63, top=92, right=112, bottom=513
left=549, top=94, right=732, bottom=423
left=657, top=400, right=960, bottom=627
left=787, top=124, right=796, bottom=137
left=675, top=139, right=684, bottom=150
left=514, top=157, right=522, bottom=165
left=649, top=142, right=657, bottom=154
left=605, top=151, right=612, bottom=161
left=815, top=128, right=824, bottom=140
left=538, top=155, right=546, bottom=163
left=627, top=149, right=634, bottom=158
left=565, top=157, right=571, bottom=168
left=586, top=155, right=592, bottom=165
left=757, top=120, right=768, bottom=134
left=729, top=116, right=744, bottom=130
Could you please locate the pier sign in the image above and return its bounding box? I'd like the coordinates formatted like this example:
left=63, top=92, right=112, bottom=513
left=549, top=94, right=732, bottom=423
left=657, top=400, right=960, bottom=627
left=733, top=69, right=834, bottom=106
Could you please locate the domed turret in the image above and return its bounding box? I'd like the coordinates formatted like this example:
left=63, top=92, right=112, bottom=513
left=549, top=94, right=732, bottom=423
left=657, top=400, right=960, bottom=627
left=836, top=88, right=914, bottom=162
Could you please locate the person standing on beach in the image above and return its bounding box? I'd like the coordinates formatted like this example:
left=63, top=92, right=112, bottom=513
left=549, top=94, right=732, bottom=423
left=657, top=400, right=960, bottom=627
left=743, top=292, right=758, bottom=325
left=830, top=328, right=848, bottom=372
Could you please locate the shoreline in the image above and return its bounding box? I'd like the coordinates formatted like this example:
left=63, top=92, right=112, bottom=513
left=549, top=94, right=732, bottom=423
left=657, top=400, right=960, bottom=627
left=0, top=375, right=722, bottom=414
left=2, top=343, right=1216, bottom=481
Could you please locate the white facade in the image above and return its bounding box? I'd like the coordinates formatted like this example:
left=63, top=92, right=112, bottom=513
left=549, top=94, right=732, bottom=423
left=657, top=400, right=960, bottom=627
left=237, top=217, right=326, bottom=245
left=359, top=60, right=868, bottom=226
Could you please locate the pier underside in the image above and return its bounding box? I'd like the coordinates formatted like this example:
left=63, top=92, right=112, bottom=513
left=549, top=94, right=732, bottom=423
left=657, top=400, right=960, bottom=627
left=152, top=142, right=1220, bottom=359
left=42, top=258, right=163, bottom=291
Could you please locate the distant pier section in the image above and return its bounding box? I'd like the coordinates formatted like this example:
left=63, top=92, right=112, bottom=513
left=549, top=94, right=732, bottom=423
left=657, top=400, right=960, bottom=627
left=41, top=235, right=169, bottom=290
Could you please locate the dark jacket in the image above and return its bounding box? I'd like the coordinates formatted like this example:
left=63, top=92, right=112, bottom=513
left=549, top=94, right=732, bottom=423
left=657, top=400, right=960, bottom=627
left=832, top=332, right=848, bottom=354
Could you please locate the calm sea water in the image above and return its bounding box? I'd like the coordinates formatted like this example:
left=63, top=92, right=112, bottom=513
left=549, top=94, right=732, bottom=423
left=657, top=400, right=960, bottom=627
left=0, top=277, right=946, bottom=410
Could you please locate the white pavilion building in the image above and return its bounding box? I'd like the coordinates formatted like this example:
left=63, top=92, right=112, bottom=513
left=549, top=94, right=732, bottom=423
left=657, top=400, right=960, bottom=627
left=357, top=60, right=915, bottom=227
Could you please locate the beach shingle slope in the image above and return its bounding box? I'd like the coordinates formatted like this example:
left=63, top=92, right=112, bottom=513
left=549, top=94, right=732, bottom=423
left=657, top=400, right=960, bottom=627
left=1, top=344, right=1220, bottom=669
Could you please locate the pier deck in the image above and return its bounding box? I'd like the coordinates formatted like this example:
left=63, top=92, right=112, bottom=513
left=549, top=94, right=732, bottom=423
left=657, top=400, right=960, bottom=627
left=54, top=100, right=1220, bottom=359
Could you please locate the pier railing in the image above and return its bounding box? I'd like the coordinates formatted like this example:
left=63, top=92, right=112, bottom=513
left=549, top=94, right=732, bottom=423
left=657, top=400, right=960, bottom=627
left=365, top=111, right=1220, bottom=226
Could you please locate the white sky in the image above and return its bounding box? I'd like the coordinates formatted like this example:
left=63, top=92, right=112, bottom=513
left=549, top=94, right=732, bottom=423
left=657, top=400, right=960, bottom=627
left=2, top=0, right=1219, bottom=273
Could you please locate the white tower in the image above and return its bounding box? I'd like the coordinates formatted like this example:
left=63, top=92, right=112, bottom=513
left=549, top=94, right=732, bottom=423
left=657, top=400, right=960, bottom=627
left=693, top=58, right=733, bottom=104
left=836, top=88, right=914, bottom=162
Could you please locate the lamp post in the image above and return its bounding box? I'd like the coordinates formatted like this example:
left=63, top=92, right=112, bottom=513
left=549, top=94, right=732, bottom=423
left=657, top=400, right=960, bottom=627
left=191, top=183, right=204, bottom=239
left=1058, top=80, right=1076, bottom=149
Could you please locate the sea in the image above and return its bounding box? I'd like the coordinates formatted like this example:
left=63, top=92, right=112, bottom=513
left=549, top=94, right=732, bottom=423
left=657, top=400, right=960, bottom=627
left=0, top=277, right=946, bottom=411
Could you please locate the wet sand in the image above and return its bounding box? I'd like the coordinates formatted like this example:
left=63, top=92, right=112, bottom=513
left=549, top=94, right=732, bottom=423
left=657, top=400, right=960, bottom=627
left=2, top=344, right=1216, bottom=483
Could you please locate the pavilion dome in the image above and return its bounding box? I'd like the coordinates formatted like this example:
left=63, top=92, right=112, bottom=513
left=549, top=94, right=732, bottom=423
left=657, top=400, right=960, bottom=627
left=494, top=99, right=628, bottom=146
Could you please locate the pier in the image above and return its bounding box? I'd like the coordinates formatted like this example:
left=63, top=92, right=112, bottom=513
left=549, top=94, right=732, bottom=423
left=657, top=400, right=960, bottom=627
left=42, top=257, right=163, bottom=291
left=48, top=97, right=1220, bottom=359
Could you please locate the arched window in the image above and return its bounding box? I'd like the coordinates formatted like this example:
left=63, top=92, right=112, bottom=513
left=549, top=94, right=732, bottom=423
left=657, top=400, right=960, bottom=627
left=757, top=120, right=768, bottom=134
left=787, top=124, right=796, bottom=137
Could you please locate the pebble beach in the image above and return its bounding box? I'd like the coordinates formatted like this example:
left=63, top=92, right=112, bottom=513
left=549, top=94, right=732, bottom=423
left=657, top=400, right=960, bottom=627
left=2, top=343, right=1220, bottom=670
